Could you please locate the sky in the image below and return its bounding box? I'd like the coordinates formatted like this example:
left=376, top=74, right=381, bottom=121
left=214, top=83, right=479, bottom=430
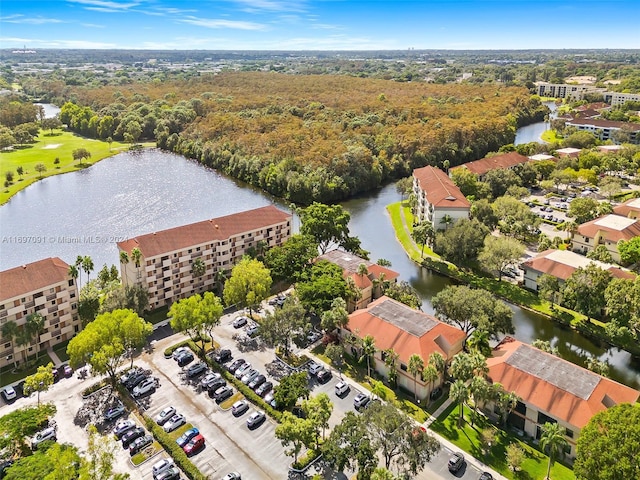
left=1, top=0, right=639, bottom=51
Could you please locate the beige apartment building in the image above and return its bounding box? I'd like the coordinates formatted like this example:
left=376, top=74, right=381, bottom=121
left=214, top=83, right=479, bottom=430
left=0, top=257, right=80, bottom=369
left=571, top=214, right=640, bottom=263
left=413, top=165, right=470, bottom=230
left=117, top=205, right=292, bottom=309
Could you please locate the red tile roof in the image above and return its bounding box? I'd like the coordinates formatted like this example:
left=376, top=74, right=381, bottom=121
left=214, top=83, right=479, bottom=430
left=450, top=152, right=530, bottom=177
left=487, top=338, right=639, bottom=429
left=346, top=296, right=466, bottom=364
left=413, top=166, right=470, bottom=209
left=613, top=198, right=640, bottom=218
left=566, top=118, right=640, bottom=131
left=576, top=214, right=640, bottom=243
left=117, top=205, right=291, bottom=258
left=1, top=257, right=71, bottom=301
left=522, top=249, right=635, bottom=281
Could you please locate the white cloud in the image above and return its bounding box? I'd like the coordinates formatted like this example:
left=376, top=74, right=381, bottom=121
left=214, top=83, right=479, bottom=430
left=232, top=0, right=307, bottom=13
left=179, top=16, right=267, bottom=30
left=80, top=23, right=106, bottom=28
left=2, top=15, right=64, bottom=25
left=67, top=0, right=139, bottom=11
left=0, top=36, right=117, bottom=48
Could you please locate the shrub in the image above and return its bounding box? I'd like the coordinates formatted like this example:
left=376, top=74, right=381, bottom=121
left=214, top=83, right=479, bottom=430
left=81, top=380, right=108, bottom=398
left=292, top=448, right=321, bottom=470
left=144, top=416, right=207, bottom=480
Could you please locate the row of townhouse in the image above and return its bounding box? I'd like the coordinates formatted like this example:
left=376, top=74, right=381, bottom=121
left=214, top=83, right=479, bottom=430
left=341, top=296, right=639, bottom=459
left=0, top=258, right=81, bottom=370
left=0, top=205, right=293, bottom=367
left=536, top=82, right=640, bottom=106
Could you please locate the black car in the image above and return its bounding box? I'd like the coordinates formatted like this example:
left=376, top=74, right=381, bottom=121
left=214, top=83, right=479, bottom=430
left=213, top=349, right=232, bottom=363
left=129, top=435, right=153, bottom=455
left=113, top=420, right=136, bottom=439
left=0, top=460, right=14, bottom=479
left=155, top=466, right=181, bottom=480
left=479, top=473, right=493, bottom=480
left=227, top=358, right=246, bottom=374
left=206, top=378, right=227, bottom=396
left=125, top=372, right=148, bottom=390
left=447, top=452, right=464, bottom=472
left=121, top=427, right=145, bottom=448
left=249, top=374, right=266, bottom=390
left=316, top=369, right=332, bottom=384
left=177, top=352, right=195, bottom=367
left=255, top=381, right=273, bottom=397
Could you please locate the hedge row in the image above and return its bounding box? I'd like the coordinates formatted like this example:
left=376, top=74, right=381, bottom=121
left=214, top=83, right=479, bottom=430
left=143, top=416, right=208, bottom=480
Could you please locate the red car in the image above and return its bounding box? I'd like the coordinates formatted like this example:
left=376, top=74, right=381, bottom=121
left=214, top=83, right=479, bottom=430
left=183, top=433, right=205, bottom=456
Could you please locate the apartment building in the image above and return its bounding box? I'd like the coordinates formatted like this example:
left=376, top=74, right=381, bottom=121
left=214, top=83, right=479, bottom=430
left=486, top=338, right=639, bottom=458
left=603, top=92, right=640, bottom=107
left=342, top=296, right=466, bottom=401
left=535, top=82, right=605, bottom=100
left=571, top=214, right=640, bottom=263
left=317, top=249, right=399, bottom=312
left=413, top=165, right=470, bottom=230
left=117, top=205, right=292, bottom=309
left=449, top=152, right=530, bottom=182
left=565, top=118, right=640, bottom=144
left=613, top=197, right=640, bottom=220
left=0, top=257, right=80, bottom=369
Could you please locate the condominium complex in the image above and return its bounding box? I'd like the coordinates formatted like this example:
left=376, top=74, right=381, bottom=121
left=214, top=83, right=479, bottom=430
left=571, top=214, right=640, bottom=263
left=117, top=205, right=292, bottom=309
left=413, top=165, right=470, bottom=230
left=0, top=257, right=80, bottom=369
left=536, top=83, right=640, bottom=107
left=565, top=118, right=640, bottom=144
left=449, top=152, right=531, bottom=182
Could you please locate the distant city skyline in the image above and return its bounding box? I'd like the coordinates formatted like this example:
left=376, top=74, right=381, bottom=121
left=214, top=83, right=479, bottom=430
left=1, top=0, right=639, bottom=51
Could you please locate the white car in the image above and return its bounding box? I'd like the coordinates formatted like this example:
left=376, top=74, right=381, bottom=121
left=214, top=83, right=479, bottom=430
left=233, top=316, right=248, bottom=328
left=221, top=473, right=241, bottom=480
left=335, top=381, right=350, bottom=397
left=152, top=458, right=174, bottom=478
left=155, top=406, right=176, bottom=426
left=31, top=426, right=57, bottom=449
left=307, top=361, right=323, bottom=377
left=245, top=322, right=259, bottom=336
left=163, top=414, right=186, bottom=433
left=1, top=386, right=17, bottom=402
left=246, top=410, right=266, bottom=429
left=132, top=378, right=156, bottom=397
left=234, top=362, right=252, bottom=379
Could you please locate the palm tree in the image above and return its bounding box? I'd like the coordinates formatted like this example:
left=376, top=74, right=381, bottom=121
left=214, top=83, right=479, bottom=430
left=15, top=327, right=32, bottom=367
left=440, top=214, right=453, bottom=230
left=370, top=379, right=387, bottom=401
left=384, top=348, right=399, bottom=389
left=422, top=364, right=439, bottom=405
left=470, top=353, right=489, bottom=378
left=131, top=247, right=142, bottom=283
left=372, top=272, right=388, bottom=298
left=408, top=354, right=425, bottom=401
left=74, top=256, right=84, bottom=289
left=82, top=256, right=94, bottom=284
left=495, top=388, right=520, bottom=427
left=192, top=258, right=206, bottom=289
left=1, top=321, right=19, bottom=368
left=467, top=330, right=492, bottom=357
left=540, top=422, right=568, bottom=480
left=345, top=276, right=362, bottom=309
left=412, top=221, right=435, bottom=257
left=119, top=251, right=129, bottom=286
left=450, top=379, right=469, bottom=427
left=26, top=313, right=45, bottom=361
left=429, top=351, right=447, bottom=388
left=359, top=335, right=376, bottom=378
left=449, top=352, right=474, bottom=382
left=469, top=376, right=491, bottom=426
left=68, top=264, right=79, bottom=291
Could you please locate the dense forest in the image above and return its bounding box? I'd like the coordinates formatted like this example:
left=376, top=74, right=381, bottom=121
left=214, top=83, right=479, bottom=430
left=56, top=72, right=546, bottom=203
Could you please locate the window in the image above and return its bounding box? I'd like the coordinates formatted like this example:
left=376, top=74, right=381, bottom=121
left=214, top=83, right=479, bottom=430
left=400, top=363, right=407, bottom=372
left=4, top=343, right=10, bottom=349
left=68, top=279, right=74, bottom=287
left=565, top=429, right=574, bottom=439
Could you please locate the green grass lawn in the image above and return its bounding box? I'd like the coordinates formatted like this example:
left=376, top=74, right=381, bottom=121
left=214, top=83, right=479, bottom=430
left=144, top=306, right=169, bottom=325
left=430, top=403, right=575, bottom=480
left=0, top=353, right=55, bottom=387
left=53, top=339, right=71, bottom=363
left=0, top=130, right=137, bottom=205
left=130, top=441, right=162, bottom=466
left=386, top=201, right=439, bottom=263
left=540, top=129, right=562, bottom=143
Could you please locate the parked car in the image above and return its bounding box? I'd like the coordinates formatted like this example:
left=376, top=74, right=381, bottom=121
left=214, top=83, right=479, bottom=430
left=1, top=386, right=17, bottom=402
left=227, top=358, right=246, bottom=374
left=121, top=427, right=145, bottom=448
left=163, top=414, right=186, bottom=433
left=447, top=452, right=465, bottom=472
left=133, top=378, right=156, bottom=397
left=240, top=368, right=259, bottom=385
left=245, top=323, right=259, bottom=337
left=316, top=369, right=332, bottom=384
left=354, top=393, right=370, bottom=410
left=234, top=362, right=252, bottom=379
left=479, top=473, right=493, bottom=480
left=249, top=374, right=266, bottom=390
left=31, top=427, right=57, bottom=449
left=155, top=466, right=181, bottom=480
left=63, top=365, right=73, bottom=377
left=113, top=419, right=136, bottom=439
left=125, top=372, right=149, bottom=390
left=307, top=361, right=323, bottom=377
left=176, top=427, right=200, bottom=447
left=255, top=381, right=273, bottom=397
left=221, top=473, right=241, bottom=480
left=119, top=366, right=142, bottom=385
left=206, top=378, right=227, bottom=396
left=186, top=362, right=207, bottom=378
left=177, top=351, right=195, bottom=367
left=155, top=406, right=176, bottom=426
left=232, top=316, right=248, bottom=328
left=129, top=435, right=153, bottom=455
left=264, top=391, right=276, bottom=408
left=104, top=402, right=126, bottom=422
left=307, top=331, right=322, bottom=344
left=200, top=372, right=222, bottom=390
left=172, top=346, right=189, bottom=360
left=213, top=386, right=233, bottom=403
left=335, top=381, right=350, bottom=397
left=246, top=411, right=266, bottom=429
left=151, top=458, right=174, bottom=478
left=183, top=433, right=205, bottom=456
left=213, top=348, right=232, bottom=364
left=231, top=400, right=250, bottom=416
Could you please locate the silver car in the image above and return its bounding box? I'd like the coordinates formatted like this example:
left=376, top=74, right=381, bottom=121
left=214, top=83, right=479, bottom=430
left=163, top=414, right=186, bottom=433
left=241, top=369, right=259, bottom=385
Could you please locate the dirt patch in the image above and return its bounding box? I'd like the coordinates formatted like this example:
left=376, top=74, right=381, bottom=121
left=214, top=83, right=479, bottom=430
left=42, top=144, right=62, bottom=149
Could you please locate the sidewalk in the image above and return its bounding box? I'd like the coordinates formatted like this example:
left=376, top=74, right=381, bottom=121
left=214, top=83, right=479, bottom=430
left=47, top=346, right=63, bottom=367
